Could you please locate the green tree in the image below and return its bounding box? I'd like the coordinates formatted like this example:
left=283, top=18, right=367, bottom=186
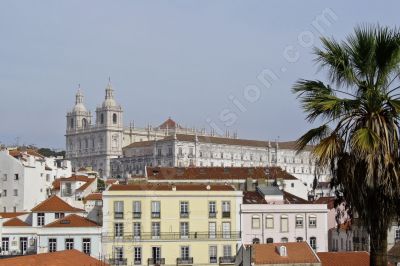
left=293, top=25, right=400, bottom=266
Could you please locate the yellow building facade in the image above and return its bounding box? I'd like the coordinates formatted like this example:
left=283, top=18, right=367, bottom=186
left=102, top=183, right=242, bottom=266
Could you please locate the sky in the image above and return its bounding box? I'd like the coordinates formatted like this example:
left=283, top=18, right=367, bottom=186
left=0, top=1, right=399, bottom=149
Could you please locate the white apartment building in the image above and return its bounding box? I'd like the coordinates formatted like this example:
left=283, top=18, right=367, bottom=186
left=240, top=185, right=329, bottom=252
left=0, top=195, right=102, bottom=258
left=0, top=149, right=72, bottom=212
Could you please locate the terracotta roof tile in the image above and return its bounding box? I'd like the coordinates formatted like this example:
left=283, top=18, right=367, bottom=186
left=243, top=191, right=267, bottom=204
left=317, top=252, right=369, bottom=266
left=3, top=217, right=30, bottom=227
left=45, top=214, right=99, bottom=228
left=0, top=249, right=109, bottom=266
left=146, top=167, right=298, bottom=181
left=283, top=191, right=310, bottom=204
left=76, top=178, right=96, bottom=191
left=109, top=183, right=236, bottom=191
left=0, top=212, right=28, bottom=218
left=157, top=118, right=182, bottom=129
left=84, top=193, right=102, bottom=201
left=31, top=195, right=84, bottom=212
left=8, top=149, right=44, bottom=158
left=252, top=242, right=320, bottom=264
left=314, top=196, right=336, bottom=209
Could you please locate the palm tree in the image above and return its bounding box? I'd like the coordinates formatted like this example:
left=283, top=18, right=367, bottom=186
left=292, top=25, right=400, bottom=266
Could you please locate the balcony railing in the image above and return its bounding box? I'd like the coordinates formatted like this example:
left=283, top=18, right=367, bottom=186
left=134, top=259, right=142, bottom=265
left=148, top=258, right=165, bottom=265
left=209, top=257, right=218, bottom=264
left=152, top=212, right=161, bottom=218
left=180, top=212, right=190, bottom=218
left=133, top=212, right=141, bottom=219
left=209, top=212, right=217, bottom=218
left=61, top=189, right=72, bottom=197
left=177, top=257, right=193, bottom=265
left=114, top=212, right=124, bottom=219
left=219, top=256, right=235, bottom=264
left=102, top=231, right=241, bottom=242
left=222, top=212, right=231, bottom=218
left=108, top=258, right=128, bottom=266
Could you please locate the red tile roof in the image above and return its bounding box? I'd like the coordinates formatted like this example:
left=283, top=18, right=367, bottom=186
left=31, top=195, right=84, bottom=212
left=243, top=190, right=310, bottom=204
left=0, top=249, right=109, bottom=266
left=0, top=212, right=28, bottom=218
left=314, top=197, right=336, bottom=209
left=317, top=252, right=369, bottom=266
left=84, top=193, right=102, bottom=201
left=45, top=214, right=99, bottom=228
left=283, top=191, right=310, bottom=204
left=109, top=183, right=236, bottom=191
left=3, top=217, right=30, bottom=227
left=76, top=178, right=96, bottom=191
left=252, top=242, right=320, bottom=264
left=157, top=118, right=182, bottom=129
left=146, top=167, right=298, bottom=181
left=8, top=149, right=44, bottom=158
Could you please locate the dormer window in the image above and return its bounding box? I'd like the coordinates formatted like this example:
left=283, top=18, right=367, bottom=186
left=55, top=213, right=65, bottom=219
left=37, top=213, right=45, bottom=226
left=113, top=113, right=117, bottom=124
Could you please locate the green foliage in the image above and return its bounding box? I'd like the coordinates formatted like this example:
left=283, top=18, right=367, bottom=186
left=293, top=24, right=400, bottom=266
left=37, top=148, right=66, bottom=158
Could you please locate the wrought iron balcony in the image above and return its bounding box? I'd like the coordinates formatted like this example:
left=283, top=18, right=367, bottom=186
left=114, top=212, right=124, bottom=219
left=152, top=212, right=161, bottom=218
left=209, top=257, right=218, bottom=264
left=108, top=258, right=128, bottom=266
left=102, top=231, right=241, bottom=242
left=148, top=258, right=165, bottom=265
left=177, top=257, right=193, bottom=265
left=180, top=212, right=190, bottom=218
left=133, top=212, right=141, bottom=219
left=219, top=256, right=235, bottom=264
left=222, top=212, right=231, bottom=218
left=209, top=212, right=217, bottom=218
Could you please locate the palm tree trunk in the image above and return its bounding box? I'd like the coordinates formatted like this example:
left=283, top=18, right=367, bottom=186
left=369, top=222, right=388, bottom=266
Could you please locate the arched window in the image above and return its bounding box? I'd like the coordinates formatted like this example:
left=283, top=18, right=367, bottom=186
left=281, top=237, right=288, bottom=243
left=70, top=118, right=74, bottom=129
left=100, top=113, right=104, bottom=124
left=265, top=215, right=274, bottom=229
left=266, top=238, right=273, bottom=243
left=252, top=215, right=260, bottom=229
left=280, top=215, right=289, bottom=232
left=296, top=237, right=303, bottom=242
left=113, top=113, right=117, bottom=124
left=310, top=237, right=317, bottom=250
left=82, top=118, right=87, bottom=128
left=252, top=238, right=260, bottom=244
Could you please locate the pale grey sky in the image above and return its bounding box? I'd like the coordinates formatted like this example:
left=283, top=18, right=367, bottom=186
left=0, top=1, right=398, bottom=149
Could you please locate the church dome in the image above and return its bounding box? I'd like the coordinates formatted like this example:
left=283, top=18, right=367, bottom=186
left=102, top=81, right=118, bottom=108
left=72, top=89, right=88, bottom=113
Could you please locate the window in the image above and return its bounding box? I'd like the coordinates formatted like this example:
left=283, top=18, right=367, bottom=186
left=266, top=216, right=274, bottom=229
left=310, top=237, right=317, bottom=250
left=14, top=174, right=19, bottom=180
left=134, top=247, right=142, bottom=265
left=180, top=202, right=189, bottom=218
left=189, top=148, right=194, bottom=156
left=209, top=245, right=217, bottom=263
left=114, top=201, right=124, bottom=219
left=222, top=222, right=231, bottom=239
left=37, top=213, right=45, bottom=226
left=222, top=201, right=230, bottom=218
left=181, top=246, right=190, bottom=259
left=46, top=174, right=50, bottom=182
left=252, top=215, right=260, bottom=229
left=157, top=148, right=162, bottom=156
left=152, top=222, right=161, bottom=239
left=13, top=189, right=18, bottom=196
left=100, top=113, right=104, bottom=124
left=309, top=215, right=317, bottom=227
left=48, top=238, right=56, bottom=252
left=209, top=201, right=217, bottom=218
left=2, top=174, right=7, bottom=181
left=296, top=237, right=303, bottom=242
left=180, top=222, right=189, bottom=238
left=151, top=201, right=161, bottom=218
left=82, top=238, right=91, bottom=255
left=223, top=245, right=232, bottom=257
left=296, top=215, right=304, bottom=228
left=2, top=190, right=6, bottom=197
left=65, top=238, right=74, bottom=250
left=209, top=222, right=216, bottom=238
left=114, top=223, right=124, bottom=237
left=280, top=215, right=288, bottom=232
left=199, top=151, right=203, bottom=158
left=266, top=238, right=273, bottom=243
left=133, top=223, right=141, bottom=238
left=178, top=147, right=183, bottom=155
left=114, top=246, right=124, bottom=261
left=113, top=113, right=117, bottom=124
left=2, top=237, right=9, bottom=252
left=133, top=201, right=141, bottom=218
left=396, top=228, right=400, bottom=239
left=281, top=237, right=288, bottom=243
left=55, top=213, right=65, bottom=219
left=252, top=238, right=260, bottom=244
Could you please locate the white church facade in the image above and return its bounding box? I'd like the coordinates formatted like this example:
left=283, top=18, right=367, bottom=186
left=66, top=83, right=329, bottom=187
